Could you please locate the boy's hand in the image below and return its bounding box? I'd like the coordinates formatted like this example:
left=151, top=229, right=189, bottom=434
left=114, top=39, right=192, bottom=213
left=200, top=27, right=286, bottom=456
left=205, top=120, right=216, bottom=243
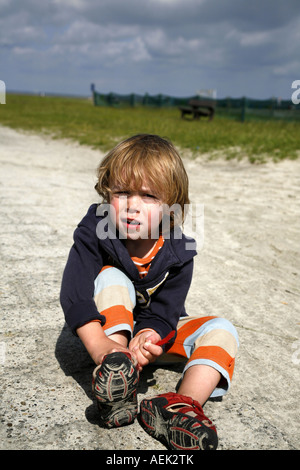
left=129, top=330, right=163, bottom=369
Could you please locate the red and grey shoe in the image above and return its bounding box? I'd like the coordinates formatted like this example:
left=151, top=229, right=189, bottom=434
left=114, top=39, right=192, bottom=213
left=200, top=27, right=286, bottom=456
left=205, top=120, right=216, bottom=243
left=139, top=392, right=218, bottom=450
left=92, top=352, right=140, bottom=428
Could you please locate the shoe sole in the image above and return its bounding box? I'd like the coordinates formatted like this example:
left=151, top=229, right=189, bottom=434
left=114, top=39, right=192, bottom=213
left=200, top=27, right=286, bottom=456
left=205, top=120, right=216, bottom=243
left=93, top=352, right=139, bottom=428
left=139, top=397, right=218, bottom=450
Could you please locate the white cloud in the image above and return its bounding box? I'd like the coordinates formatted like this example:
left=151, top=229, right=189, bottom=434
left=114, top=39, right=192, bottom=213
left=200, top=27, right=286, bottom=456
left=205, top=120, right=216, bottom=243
left=12, top=46, right=35, bottom=55
left=144, top=29, right=205, bottom=59
left=58, top=19, right=141, bottom=45
left=0, top=11, right=45, bottom=47
left=274, top=60, right=300, bottom=77
left=240, top=31, right=272, bottom=47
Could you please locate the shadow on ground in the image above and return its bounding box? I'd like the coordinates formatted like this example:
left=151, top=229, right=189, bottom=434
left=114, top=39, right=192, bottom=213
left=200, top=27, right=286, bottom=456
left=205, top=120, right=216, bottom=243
left=54, top=324, right=189, bottom=428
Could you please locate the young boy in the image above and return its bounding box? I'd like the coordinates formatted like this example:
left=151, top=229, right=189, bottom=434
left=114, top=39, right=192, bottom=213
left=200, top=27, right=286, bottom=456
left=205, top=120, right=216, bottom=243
left=60, top=134, right=239, bottom=451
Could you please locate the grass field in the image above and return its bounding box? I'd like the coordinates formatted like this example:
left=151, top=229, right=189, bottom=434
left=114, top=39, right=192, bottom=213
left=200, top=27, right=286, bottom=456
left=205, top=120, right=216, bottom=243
left=0, top=93, right=299, bottom=162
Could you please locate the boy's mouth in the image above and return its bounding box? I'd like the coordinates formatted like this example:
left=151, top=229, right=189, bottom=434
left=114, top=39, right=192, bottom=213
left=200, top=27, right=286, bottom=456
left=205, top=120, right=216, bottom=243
left=122, top=218, right=141, bottom=227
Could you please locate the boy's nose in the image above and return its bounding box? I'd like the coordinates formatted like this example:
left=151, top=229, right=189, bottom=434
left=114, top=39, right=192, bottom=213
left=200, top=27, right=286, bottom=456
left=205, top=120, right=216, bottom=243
left=127, top=195, right=141, bottom=212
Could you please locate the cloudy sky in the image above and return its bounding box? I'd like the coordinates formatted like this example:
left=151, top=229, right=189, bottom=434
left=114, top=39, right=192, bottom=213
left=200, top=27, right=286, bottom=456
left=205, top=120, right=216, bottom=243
left=0, top=0, right=299, bottom=99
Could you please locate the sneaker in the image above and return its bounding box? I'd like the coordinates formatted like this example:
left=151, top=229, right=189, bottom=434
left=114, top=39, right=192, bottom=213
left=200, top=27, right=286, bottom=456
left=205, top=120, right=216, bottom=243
left=92, top=351, right=139, bottom=428
left=139, top=392, right=218, bottom=450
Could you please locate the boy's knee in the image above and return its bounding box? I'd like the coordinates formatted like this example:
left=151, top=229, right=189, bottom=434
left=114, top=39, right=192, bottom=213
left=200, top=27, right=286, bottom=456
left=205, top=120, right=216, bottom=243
left=94, top=266, right=136, bottom=306
left=93, top=266, right=136, bottom=337
left=205, top=317, right=239, bottom=347
left=190, top=317, right=239, bottom=362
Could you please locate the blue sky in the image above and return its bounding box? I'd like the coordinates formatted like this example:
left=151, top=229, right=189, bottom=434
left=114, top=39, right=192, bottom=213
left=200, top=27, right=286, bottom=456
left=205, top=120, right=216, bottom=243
left=0, top=0, right=299, bottom=99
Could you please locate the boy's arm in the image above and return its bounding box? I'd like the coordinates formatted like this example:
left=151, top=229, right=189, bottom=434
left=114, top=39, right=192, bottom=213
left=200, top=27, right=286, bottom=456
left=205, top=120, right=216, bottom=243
left=76, top=321, right=130, bottom=365
left=60, top=206, right=105, bottom=334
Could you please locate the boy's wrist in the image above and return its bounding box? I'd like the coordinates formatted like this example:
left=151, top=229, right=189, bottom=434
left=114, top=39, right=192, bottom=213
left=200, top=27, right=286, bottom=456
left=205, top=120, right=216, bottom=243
left=134, top=328, right=160, bottom=339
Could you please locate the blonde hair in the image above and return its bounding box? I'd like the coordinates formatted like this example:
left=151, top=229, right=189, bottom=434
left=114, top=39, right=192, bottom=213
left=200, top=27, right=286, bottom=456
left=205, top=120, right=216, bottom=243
left=95, top=134, right=190, bottom=228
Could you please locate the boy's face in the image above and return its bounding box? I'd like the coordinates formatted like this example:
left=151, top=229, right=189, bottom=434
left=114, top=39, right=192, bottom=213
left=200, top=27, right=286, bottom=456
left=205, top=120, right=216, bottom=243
left=110, top=181, right=164, bottom=241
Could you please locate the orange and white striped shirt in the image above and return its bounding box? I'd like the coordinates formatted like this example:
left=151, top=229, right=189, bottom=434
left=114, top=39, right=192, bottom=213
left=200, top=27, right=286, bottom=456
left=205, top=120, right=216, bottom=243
left=131, top=235, right=164, bottom=278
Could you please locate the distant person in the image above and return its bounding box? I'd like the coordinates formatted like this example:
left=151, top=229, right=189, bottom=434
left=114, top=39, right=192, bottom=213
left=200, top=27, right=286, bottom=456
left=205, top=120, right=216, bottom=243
left=60, top=134, right=239, bottom=450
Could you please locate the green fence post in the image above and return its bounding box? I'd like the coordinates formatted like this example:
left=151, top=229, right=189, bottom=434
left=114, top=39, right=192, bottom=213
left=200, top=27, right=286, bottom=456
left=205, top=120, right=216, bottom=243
left=90, top=83, right=96, bottom=106
left=143, top=93, right=149, bottom=106
left=241, top=96, right=247, bottom=122
left=130, top=93, right=136, bottom=107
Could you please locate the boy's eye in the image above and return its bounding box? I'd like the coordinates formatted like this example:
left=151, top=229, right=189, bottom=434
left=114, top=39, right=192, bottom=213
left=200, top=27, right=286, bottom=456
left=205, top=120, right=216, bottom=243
left=114, top=190, right=129, bottom=195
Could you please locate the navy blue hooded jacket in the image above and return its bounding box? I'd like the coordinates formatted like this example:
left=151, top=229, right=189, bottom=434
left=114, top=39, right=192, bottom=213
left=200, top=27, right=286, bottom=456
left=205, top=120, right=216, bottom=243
left=60, top=204, right=197, bottom=343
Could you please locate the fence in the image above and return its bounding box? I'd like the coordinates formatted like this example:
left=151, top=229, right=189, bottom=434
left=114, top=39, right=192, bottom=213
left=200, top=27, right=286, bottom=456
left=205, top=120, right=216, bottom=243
left=217, top=96, right=300, bottom=122
left=91, top=90, right=198, bottom=108
left=91, top=86, right=300, bottom=122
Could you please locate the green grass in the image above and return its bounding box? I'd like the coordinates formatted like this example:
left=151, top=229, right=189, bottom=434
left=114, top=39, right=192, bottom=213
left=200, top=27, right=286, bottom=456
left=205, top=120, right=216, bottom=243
left=0, top=93, right=299, bottom=162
